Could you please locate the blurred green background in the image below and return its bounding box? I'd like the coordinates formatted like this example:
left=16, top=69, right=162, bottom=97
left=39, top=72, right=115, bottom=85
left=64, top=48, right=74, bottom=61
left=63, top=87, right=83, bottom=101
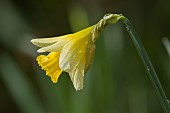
left=0, top=0, right=170, bottom=113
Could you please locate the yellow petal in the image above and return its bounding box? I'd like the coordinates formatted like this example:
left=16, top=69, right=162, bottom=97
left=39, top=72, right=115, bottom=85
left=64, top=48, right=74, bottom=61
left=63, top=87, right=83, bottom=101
left=85, top=43, right=96, bottom=72
left=37, top=26, right=94, bottom=53
left=59, top=36, right=87, bottom=72
left=31, top=26, right=94, bottom=52
left=36, top=52, right=62, bottom=83
left=37, top=34, right=73, bottom=53
left=31, top=35, right=70, bottom=47
left=59, top=26, right=94, bottom=70
left=58, top=26, right=96, bottom=90
left=69, top=56, right=86, bottom=90
left=72, top=26, right=94, bottom=37
left=59, top=36, right=91, bottom=90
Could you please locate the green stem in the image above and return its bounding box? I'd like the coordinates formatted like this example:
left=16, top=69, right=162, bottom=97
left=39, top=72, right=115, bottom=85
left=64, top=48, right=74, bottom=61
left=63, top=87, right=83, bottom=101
left=120, top=17, right=170, bottom=113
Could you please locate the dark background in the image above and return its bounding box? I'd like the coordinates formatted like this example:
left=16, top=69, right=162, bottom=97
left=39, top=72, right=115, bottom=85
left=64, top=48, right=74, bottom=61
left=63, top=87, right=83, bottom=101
left=0, top=0, right=170, bottom=113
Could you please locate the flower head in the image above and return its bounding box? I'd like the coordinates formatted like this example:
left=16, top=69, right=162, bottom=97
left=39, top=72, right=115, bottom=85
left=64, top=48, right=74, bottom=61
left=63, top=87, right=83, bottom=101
left=32, top=26, right=96, bottom=90
left=31, top=14, right=122, bottom=90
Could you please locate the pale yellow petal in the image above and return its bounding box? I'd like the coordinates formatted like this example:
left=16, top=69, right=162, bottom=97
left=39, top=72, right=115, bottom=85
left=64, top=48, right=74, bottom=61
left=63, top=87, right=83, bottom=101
left=31, top=26, right=94, bottom=48
left=37, top=34, right=77, bottom=53
left=69, top=56, right=86, bottom=90
left=31, top=34, right=70, bottom=47
left=59, top=26, right=94, bottom=71
left=59, top=36, right=89, bottom=90
left=73, top=26, right=94, bottom=37
left=59, top=37, right=87, bottom=72
left=36, top=52, right=62, bottom=83
left=85, top=44, right=96, bottom=72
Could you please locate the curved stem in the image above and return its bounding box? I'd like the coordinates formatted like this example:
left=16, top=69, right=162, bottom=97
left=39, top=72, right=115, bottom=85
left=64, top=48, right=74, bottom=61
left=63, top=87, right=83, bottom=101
left=120, top=16, right=170, bottom=113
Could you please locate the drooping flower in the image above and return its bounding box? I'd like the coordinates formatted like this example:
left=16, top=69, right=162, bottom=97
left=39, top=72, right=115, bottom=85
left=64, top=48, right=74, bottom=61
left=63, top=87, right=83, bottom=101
left=32, top=26, right=96, bottom=90
left=31, top=14, right=123, bottom=90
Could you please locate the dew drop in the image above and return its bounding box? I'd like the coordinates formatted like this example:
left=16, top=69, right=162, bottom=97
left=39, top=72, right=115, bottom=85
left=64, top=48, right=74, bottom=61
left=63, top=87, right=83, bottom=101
left=44, top=57, right=48, bottom=61
left=126, top=26, right=130, bottom=31
left=85, top=41, right=88, bottom=44
left=78, top=50, right=82, bottom=53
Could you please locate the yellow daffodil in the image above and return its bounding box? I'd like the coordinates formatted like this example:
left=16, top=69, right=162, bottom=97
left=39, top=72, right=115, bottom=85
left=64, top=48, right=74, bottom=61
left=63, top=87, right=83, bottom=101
left=32, top=26, right=96, bottom=90
left=31, top=14, right=123, bottom=90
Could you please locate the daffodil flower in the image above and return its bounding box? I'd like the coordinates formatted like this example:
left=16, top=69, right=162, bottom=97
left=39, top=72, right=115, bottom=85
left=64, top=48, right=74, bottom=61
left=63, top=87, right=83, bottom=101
left=31, top=14, right=123, bottom=90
